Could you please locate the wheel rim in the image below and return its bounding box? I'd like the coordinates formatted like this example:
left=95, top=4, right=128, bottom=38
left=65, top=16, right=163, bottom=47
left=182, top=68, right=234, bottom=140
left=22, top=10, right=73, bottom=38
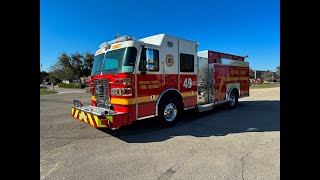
left=230, top=93, right=236, bottom=106
left=164, top=103, right=177, bottom=122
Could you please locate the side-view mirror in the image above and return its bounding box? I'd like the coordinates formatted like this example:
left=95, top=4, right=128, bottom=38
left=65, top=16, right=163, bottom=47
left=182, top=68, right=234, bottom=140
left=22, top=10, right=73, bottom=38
left=146, top=49, right=154, bottom=63
left=146, top=64, right=155, bottom=70
left=145, top=48, right=155, bottom=71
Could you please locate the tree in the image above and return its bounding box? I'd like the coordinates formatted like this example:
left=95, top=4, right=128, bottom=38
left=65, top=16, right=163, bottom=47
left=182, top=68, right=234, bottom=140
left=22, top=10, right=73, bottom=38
left=49, top=64, right=74, bottom=82
left=49, top=51, right=95, bottom=83
left=40, top=71, right=49, bottom=82
left=276, top=65, right=280, bottom=77
left=70, top=52, right=84, bottom=82
left=83, top=51, right=94, bottom=76
left=249, top=68, right=255, bottom=79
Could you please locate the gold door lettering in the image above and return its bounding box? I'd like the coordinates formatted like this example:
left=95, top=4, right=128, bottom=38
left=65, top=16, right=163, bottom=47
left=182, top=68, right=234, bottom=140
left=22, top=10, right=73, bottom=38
left=139, top=81, right=160, bottom=89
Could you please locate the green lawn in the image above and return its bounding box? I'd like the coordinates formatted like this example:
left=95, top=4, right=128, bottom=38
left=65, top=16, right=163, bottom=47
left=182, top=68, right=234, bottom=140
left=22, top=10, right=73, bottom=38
left=250, top=83, right=280, bottom=89
left=40, top=90, right=57, bottom=95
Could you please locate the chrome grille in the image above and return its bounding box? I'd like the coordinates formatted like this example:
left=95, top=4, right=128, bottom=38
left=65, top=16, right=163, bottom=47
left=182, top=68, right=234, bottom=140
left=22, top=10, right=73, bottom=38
left=93, top=79, right=110, bottom=107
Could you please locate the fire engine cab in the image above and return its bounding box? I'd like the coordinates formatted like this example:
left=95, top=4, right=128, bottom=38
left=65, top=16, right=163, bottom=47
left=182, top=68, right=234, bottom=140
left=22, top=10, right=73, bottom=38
left=72, top=34, right=249, bottom=129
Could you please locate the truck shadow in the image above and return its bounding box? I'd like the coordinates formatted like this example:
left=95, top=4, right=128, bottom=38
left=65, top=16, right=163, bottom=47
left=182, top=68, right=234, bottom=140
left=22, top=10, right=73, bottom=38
left=98, top=100, right=280, bottom=143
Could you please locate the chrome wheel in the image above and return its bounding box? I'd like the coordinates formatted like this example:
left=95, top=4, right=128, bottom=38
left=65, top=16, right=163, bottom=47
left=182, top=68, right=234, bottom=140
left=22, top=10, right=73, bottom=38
left=230, top=93, right=236, bottom=107
left=164, top=103, right=177, bottom=122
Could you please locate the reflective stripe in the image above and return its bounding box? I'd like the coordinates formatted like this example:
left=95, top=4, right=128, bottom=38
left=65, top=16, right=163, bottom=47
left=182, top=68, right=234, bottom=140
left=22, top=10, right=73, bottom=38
left=181, top=92, right=197, bottom=98
left=239, top=77, right=248, bottom=80
left=74, top=110, right=79, bottom=118
left=106, top=116, right=113, bottom=123
left=94, top=116, right=107, bottom=128
left=137, top=95, right=159, bottom=103
left=82, top=112, right=88, bottom=123
left=111, top=98, right=136, bottom=105
left=87, top=113, right=95, bottom=126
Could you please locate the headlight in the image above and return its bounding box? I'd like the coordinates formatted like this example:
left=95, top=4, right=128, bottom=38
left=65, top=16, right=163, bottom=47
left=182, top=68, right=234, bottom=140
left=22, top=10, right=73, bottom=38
left=110, top=88, right=132, bottom=96
left=122, top=78, right=131, bottom=85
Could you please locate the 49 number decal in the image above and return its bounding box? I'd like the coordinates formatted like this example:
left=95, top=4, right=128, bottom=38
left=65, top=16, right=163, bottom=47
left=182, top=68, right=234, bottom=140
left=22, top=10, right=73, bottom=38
left=183, top=78, right=192, bottom=88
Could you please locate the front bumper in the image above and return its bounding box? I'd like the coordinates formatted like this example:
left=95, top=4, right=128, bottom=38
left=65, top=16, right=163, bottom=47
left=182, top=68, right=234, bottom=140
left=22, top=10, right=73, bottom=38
left=71, top=105, right=130, bottom=128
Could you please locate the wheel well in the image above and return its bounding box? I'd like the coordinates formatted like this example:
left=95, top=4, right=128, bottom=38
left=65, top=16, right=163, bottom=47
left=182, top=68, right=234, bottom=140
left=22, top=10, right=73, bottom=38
left=231, top=88, right=239, bottom=97
left=227, top=88, right=239, bottom=101
left=156, top=89, right=184, bottom=116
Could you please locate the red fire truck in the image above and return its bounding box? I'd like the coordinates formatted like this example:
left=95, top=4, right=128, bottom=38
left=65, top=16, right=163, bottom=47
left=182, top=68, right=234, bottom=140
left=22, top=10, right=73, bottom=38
left=72, top=34, right=249, bottom=129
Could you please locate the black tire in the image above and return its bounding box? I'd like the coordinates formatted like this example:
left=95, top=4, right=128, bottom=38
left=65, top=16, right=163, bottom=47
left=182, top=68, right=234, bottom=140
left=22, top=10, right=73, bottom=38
left=225, top=89, right=239, bottom=109
left=158, top=95, right=181, bottom=127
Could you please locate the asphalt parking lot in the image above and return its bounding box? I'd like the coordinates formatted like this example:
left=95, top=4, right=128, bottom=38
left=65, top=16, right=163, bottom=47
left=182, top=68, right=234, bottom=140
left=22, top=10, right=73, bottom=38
left=40, top=87, right=280, bottom=180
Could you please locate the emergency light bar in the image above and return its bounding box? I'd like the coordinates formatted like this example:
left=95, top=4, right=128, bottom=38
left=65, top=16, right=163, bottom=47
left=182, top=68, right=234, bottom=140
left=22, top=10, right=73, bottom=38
left=99, top=35, right=135, bottom=49
left=108, top=35, right=135, bottom=44
left=99, top=42, right=111, bottom=49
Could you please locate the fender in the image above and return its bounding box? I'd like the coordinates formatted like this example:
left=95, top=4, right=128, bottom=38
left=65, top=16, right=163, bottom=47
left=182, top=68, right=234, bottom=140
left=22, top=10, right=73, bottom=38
left=155, top=88, right=183, bottom=116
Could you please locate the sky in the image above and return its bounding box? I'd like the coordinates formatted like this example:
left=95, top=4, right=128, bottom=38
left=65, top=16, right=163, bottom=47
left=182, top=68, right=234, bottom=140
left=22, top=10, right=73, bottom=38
left=40, top=0, right=279, bottom=72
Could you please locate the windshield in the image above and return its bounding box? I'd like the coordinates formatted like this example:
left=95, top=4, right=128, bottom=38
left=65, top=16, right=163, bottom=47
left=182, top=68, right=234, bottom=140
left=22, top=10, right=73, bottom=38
left=91, top=47, right=137, bottom=75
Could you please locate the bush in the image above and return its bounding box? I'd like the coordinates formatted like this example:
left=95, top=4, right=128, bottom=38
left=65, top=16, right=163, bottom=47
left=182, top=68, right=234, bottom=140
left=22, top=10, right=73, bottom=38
left=58, top=83, right=85, bottom=89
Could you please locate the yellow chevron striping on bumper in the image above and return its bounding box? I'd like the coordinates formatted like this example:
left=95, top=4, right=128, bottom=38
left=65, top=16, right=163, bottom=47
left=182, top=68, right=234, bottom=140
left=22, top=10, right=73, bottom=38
left=94, top=115, right=107, bottom=127
left=87, top=113, right=95, bottom=126
left=81, top=112, right=88, bottom=123
left=74, top=110, right=79, bottom=118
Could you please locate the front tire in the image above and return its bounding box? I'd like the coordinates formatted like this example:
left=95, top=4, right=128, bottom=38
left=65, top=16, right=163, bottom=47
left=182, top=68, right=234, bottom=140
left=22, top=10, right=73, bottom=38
left=158, top=96, right=180, bottom=126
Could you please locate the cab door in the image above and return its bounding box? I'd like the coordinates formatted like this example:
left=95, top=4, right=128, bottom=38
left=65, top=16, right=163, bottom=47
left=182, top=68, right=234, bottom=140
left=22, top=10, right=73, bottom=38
left=136, top=47, right=162, bottom=118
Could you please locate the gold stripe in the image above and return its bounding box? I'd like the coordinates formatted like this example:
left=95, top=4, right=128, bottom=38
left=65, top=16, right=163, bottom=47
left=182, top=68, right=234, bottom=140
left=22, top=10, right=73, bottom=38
left=111, top=98, right=136, bottom=105
left=87, top=114, right=95, bottom=126
left=92, top=96, right=96, bottom=101
left=225, top=76, right=249, bottom=81
left=240, top=77, right=248, bottom=80
left=181, top=92, right=197, bottom=98
left=137, top=95, right=159, bottom=103
left=72, top=108, right=74, bottom=114
left=74, top=110, right=79, bottom=118
left=226, top=77, right=240, bottom=81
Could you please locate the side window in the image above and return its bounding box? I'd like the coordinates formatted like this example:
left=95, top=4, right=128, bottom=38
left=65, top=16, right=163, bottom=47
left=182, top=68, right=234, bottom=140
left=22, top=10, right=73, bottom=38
left=180, top=53, right=194, bottom=72
left=139, top=48, right=159, bottom=71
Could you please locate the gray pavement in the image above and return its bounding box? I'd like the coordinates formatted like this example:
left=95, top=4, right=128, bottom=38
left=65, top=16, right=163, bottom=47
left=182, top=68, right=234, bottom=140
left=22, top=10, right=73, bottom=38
left=40, top=87, right=280, bottom=180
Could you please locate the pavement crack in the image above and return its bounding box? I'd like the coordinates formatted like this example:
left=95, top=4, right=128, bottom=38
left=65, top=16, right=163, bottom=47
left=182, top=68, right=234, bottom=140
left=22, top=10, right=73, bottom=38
left=259, top=138, right=279, bottom=146
left=240, top=151, right=251, bottom=180
left=238, top=138, right=252, bottom=180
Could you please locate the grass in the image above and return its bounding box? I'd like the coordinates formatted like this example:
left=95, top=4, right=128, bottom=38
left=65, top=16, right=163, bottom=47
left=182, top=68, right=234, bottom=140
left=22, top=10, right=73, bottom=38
left=250, top=83, right=280, bottom=89
left=58, top=83, right=85, bottom=89
left=40, top=90, right=58, bottom=95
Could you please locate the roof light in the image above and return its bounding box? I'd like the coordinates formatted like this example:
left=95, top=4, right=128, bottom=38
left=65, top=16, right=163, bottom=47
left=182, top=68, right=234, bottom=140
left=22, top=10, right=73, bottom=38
left=99, top=35, right=135, bottom=49
left=108, top=35, right=135, bottom=44
left=99, top=42, right=111, bottom=49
